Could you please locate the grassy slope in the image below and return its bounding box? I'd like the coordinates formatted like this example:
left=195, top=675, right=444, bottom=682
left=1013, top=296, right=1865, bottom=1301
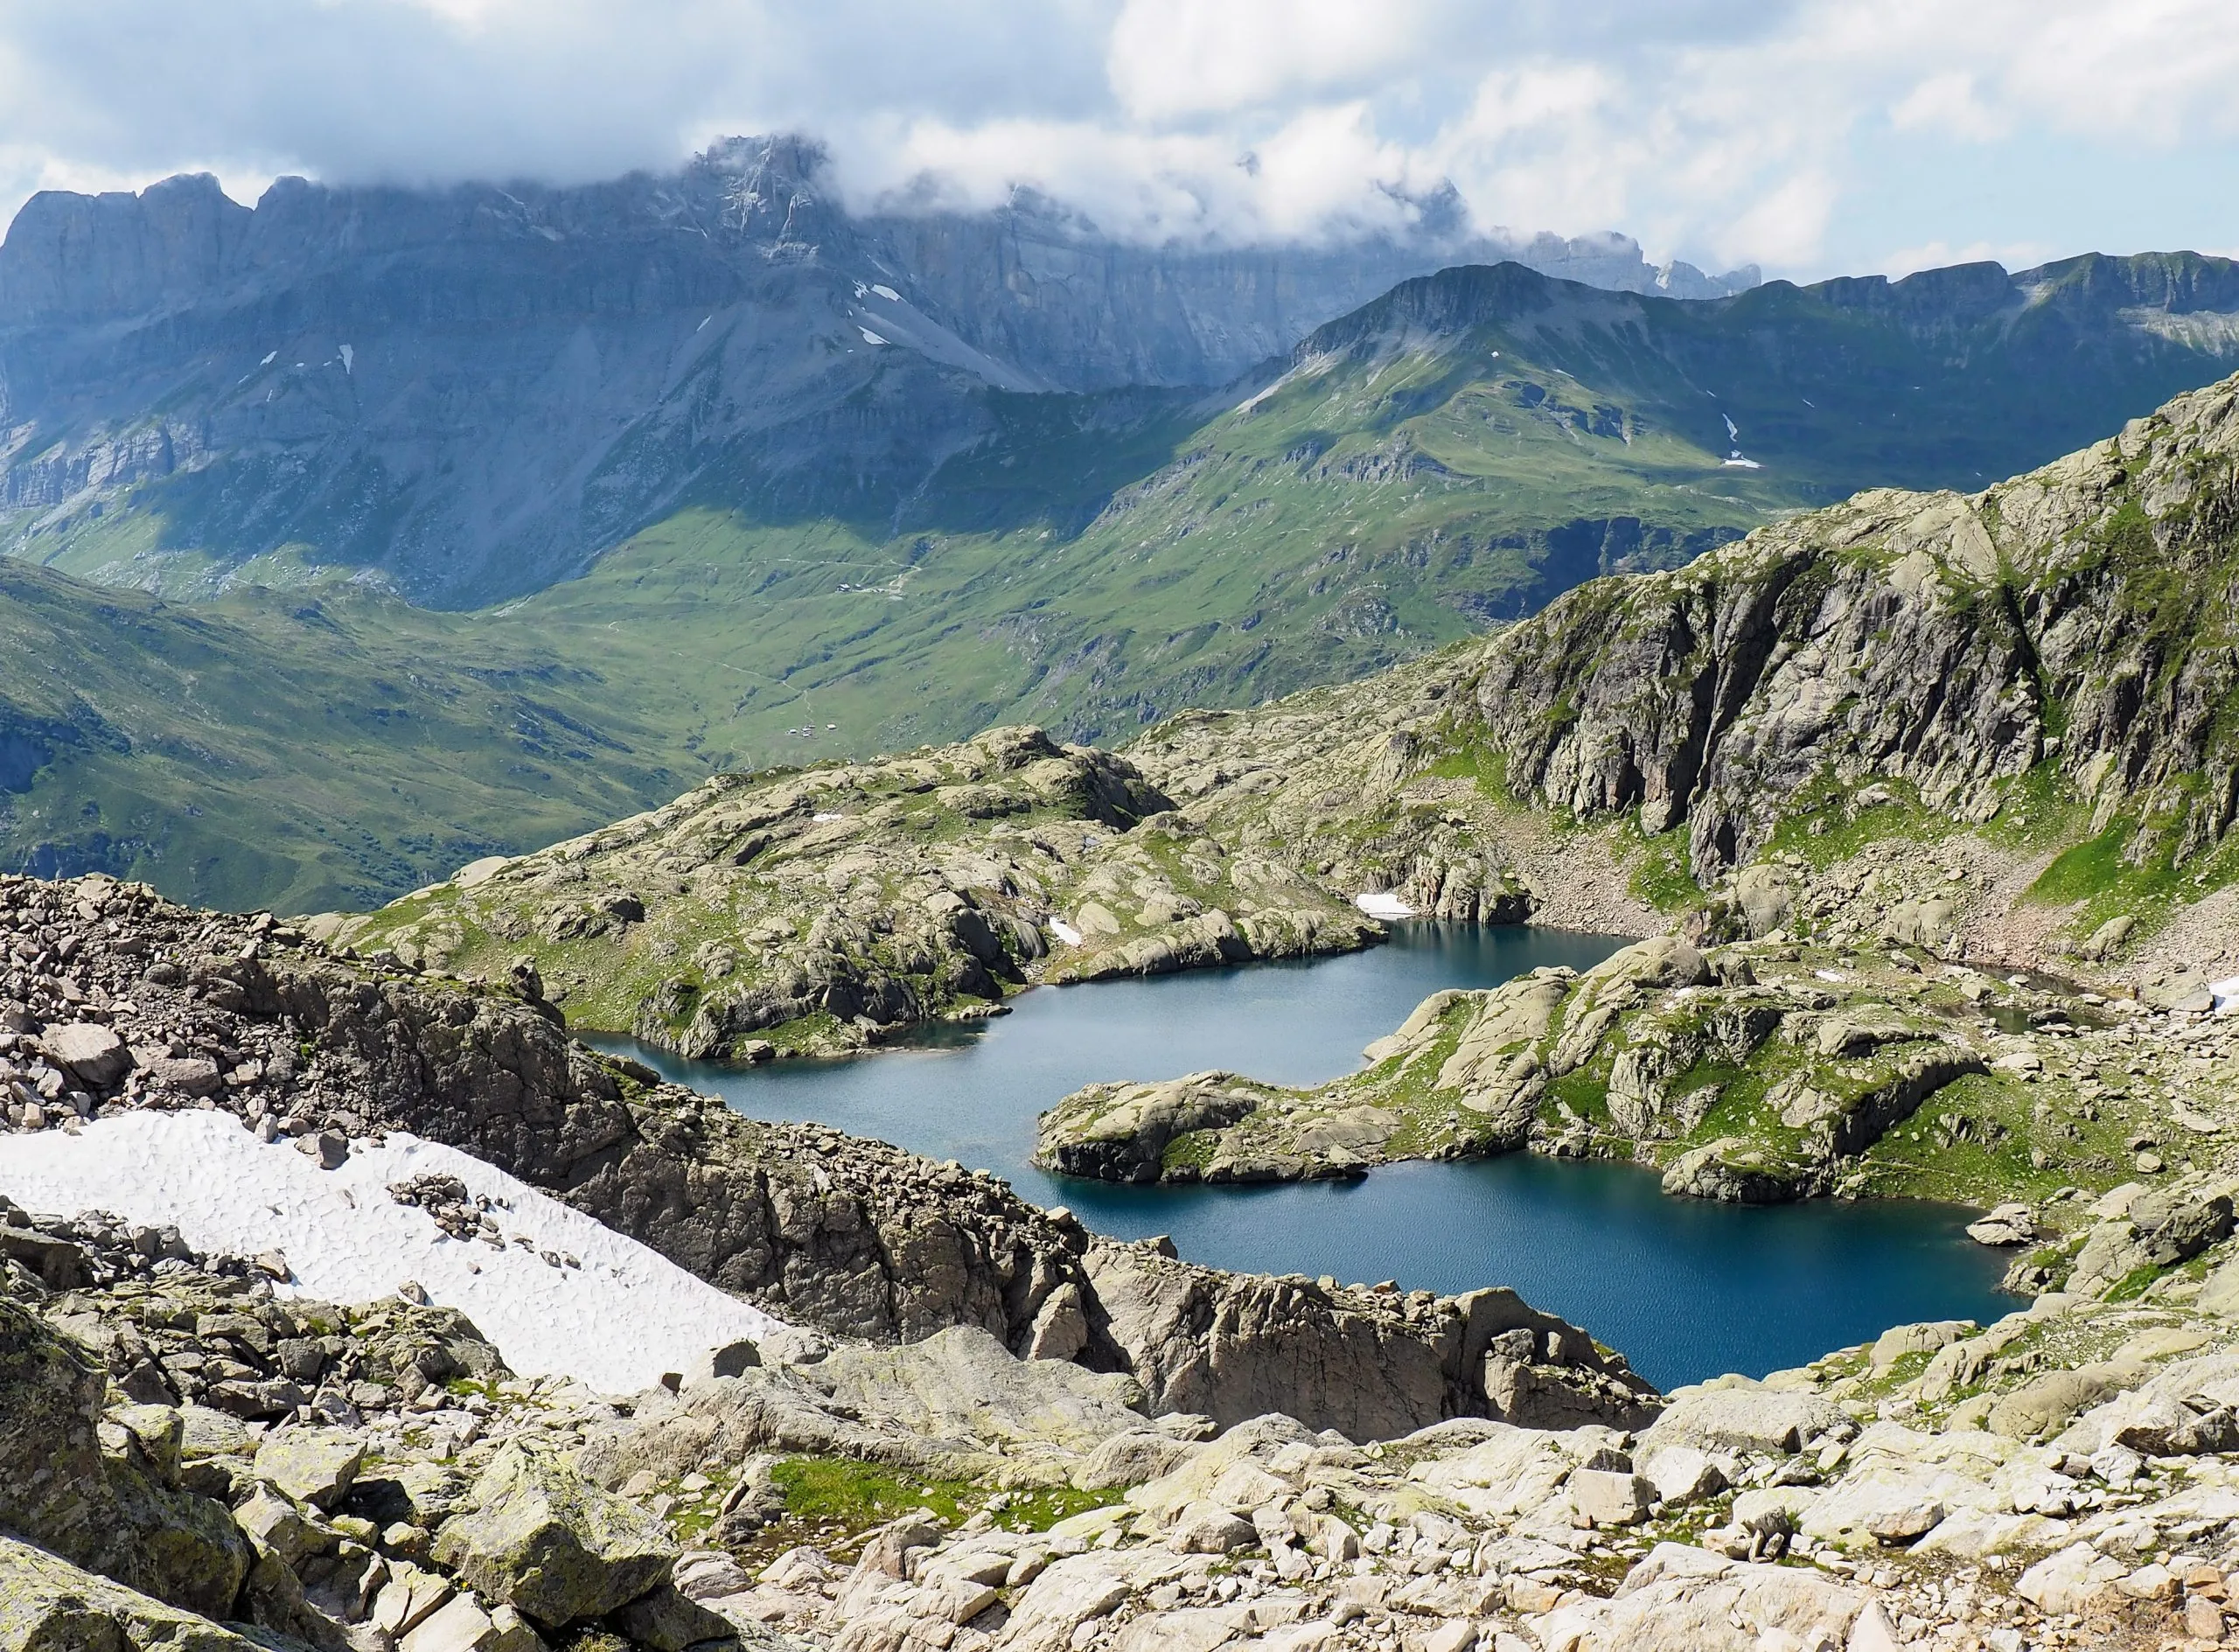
left=10, top=258, right=2239, bottom=910
left=0, top=564, right=691, bottom=913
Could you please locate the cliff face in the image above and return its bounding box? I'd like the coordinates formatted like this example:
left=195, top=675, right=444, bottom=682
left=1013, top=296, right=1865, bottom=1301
left=1461, top=374, right=2239, bottom=882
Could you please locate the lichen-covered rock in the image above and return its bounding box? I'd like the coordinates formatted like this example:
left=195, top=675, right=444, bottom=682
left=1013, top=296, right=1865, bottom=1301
left=0, top=1533, right=260, bottom=1652
left=1032, top=1073, right=1274, bottom=1182
left=0, top=1293, right=249, bottom=1621
left=253, top=1429, right=367, bottom=1512
left=431, top=1443, right=677, bottom=1628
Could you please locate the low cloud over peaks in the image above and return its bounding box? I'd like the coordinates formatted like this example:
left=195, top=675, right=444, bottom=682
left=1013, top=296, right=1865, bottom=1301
left=3, top=0, right=2238, bottom=279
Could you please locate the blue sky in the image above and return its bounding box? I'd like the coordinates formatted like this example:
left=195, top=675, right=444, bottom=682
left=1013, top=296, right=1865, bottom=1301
left=2, top=0, right=2235, bottom=282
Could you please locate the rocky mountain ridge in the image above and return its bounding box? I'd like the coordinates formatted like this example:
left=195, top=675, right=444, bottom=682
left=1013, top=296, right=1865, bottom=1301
left=7, top=212, right=2239, bottom=916
left=0, top=139, right=1747, bottom=608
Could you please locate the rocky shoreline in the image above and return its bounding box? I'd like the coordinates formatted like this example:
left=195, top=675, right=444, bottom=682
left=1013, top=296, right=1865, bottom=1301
left=20, top=1146, right=2239, bottom=1651
left=313, top=728, right=1389, bottom=1064
left=1029, top=928, right=2215, bottom=1246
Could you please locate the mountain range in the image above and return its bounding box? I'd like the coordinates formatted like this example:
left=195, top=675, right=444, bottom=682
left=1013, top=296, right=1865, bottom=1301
left=7, top=141, right=2239, bottom=910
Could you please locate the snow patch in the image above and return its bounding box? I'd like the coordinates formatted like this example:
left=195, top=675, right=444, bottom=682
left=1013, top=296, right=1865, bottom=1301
left=858, top=327, right=889, bottom=346
left=811, top=811, right=845, bottom=822
left=1723, top=457, right=1762, bottom=469
left=1049, top=917, right=1084, bottom=947
left=338, top=344, right=353, bottom=374
left=260, top=352, right=277, bottom=366
left=0, top=1112, right=783, bottom=1394
left=870, top=284, right=901, bottom=303
left=1354, top=890, right=1417, bottom=920
left=2213, top=976, right=2239, bottom=1009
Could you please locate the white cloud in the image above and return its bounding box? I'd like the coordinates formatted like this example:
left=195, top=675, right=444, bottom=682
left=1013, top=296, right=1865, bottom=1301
left=1, top=0, right=2236, bottom=279
left=1889, top=73, right=2007, bottom=143
left=1105, top=0, right=1441, bottom=122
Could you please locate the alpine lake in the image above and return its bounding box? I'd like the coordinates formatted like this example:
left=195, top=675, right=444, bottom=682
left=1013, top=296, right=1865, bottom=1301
left=602, top=924, right=2012, bottom=1388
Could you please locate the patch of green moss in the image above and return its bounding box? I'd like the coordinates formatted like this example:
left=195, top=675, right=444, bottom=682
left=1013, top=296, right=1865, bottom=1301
left=1626, top=827, right=1699, bottom=912
left=2104, top=1263, right=2164, bottom=1303
left=760, top=1458, right=1120, bottom=1551
left=1161, top=1130, right=1219, bottom=1172
left=772, top=1459, right=976, bottom=1529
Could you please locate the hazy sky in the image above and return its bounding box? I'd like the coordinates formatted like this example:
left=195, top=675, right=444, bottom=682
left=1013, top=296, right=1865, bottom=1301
left=3, top=0, right=2236, bottom=282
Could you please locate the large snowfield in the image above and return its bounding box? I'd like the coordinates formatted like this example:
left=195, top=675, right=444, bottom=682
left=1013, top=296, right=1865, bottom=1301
left=0, top=1112, right=783, bottom=1394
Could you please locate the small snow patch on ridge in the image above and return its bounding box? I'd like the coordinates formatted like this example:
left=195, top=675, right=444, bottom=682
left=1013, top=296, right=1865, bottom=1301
left=858, top=327, right=889, bottom=345
left=1049, top=917, right=1084, bottom=946
left=1355, top=890, right=1416, bottom=920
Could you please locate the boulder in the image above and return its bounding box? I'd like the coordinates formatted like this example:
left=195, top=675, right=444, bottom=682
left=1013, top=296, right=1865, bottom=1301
left=1168, top=1502, right=1256, bottom=1553
left=432, top=1443, right=678, bottom=1627
left=1988, top=1367, right=2123, bottom=1440
left=814, top=1325, right=1147, bottom=1457
left=1639, top=1446, right=1728, bottom=1506
left=1964, top=1205, right=2037, bottom=1246
left=1535, top=1541, right=1870, bottom=1651
left=1568, top=1469, right=1657, bottom=1527
left=234, top=1483, right=337, bottom=1568
left=2068, top=1192, right=2236, bottom=1296
left=1598, top=935, right=1713, bottom=989
left=145, top=1056, right=226, bottom=1096
left=608, top=1581, right=735, bottom=1651
left=1883, top=897, right=1959, bottom=952
left=1640, top=1385, right=1845, bottom=1456
left=0, top=1532, right=259, bottom=1652
left=255, top=1428, right=366, bottom=1511
left=37, top=1023, right=130, bottom=1087
left=1733, top=864, right=1794, bottom=938
left=2017, top=1543, right=2127, bottom=1614
left=401, top=1591, right=544, bottom=1652
left=2077, top=914, right=2135, bottom=960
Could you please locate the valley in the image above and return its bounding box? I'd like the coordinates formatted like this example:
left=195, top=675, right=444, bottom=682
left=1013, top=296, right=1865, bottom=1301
left=8, top=151, right=2239, bottom=911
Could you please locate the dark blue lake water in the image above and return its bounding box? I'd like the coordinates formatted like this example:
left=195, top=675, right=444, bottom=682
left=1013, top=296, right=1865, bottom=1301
left=601, top=924, right=2012, bottom=1387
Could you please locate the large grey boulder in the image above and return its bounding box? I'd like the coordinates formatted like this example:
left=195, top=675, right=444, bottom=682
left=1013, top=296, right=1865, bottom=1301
left=813, top=1325, right=1147, bottom=1456
left=431, top=1443, right=678, bottom=1628
left=0, top=1533, right=259, bottom=1652
left=1640, top=1385, right=1846, bottom=1456
left=37, top=1023, right=131, bottom=1087
left=254, top=1428, right=367, bottom=1512
left=1733, top=865, right=1794, bottom=938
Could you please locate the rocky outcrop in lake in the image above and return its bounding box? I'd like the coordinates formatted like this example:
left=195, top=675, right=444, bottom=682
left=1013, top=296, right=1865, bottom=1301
left=1033, top=919, right=2239, bottom=1222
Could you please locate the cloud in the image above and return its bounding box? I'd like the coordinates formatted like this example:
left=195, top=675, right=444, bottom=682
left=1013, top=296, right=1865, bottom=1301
left=0, top=0, right=2236, bottom=280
